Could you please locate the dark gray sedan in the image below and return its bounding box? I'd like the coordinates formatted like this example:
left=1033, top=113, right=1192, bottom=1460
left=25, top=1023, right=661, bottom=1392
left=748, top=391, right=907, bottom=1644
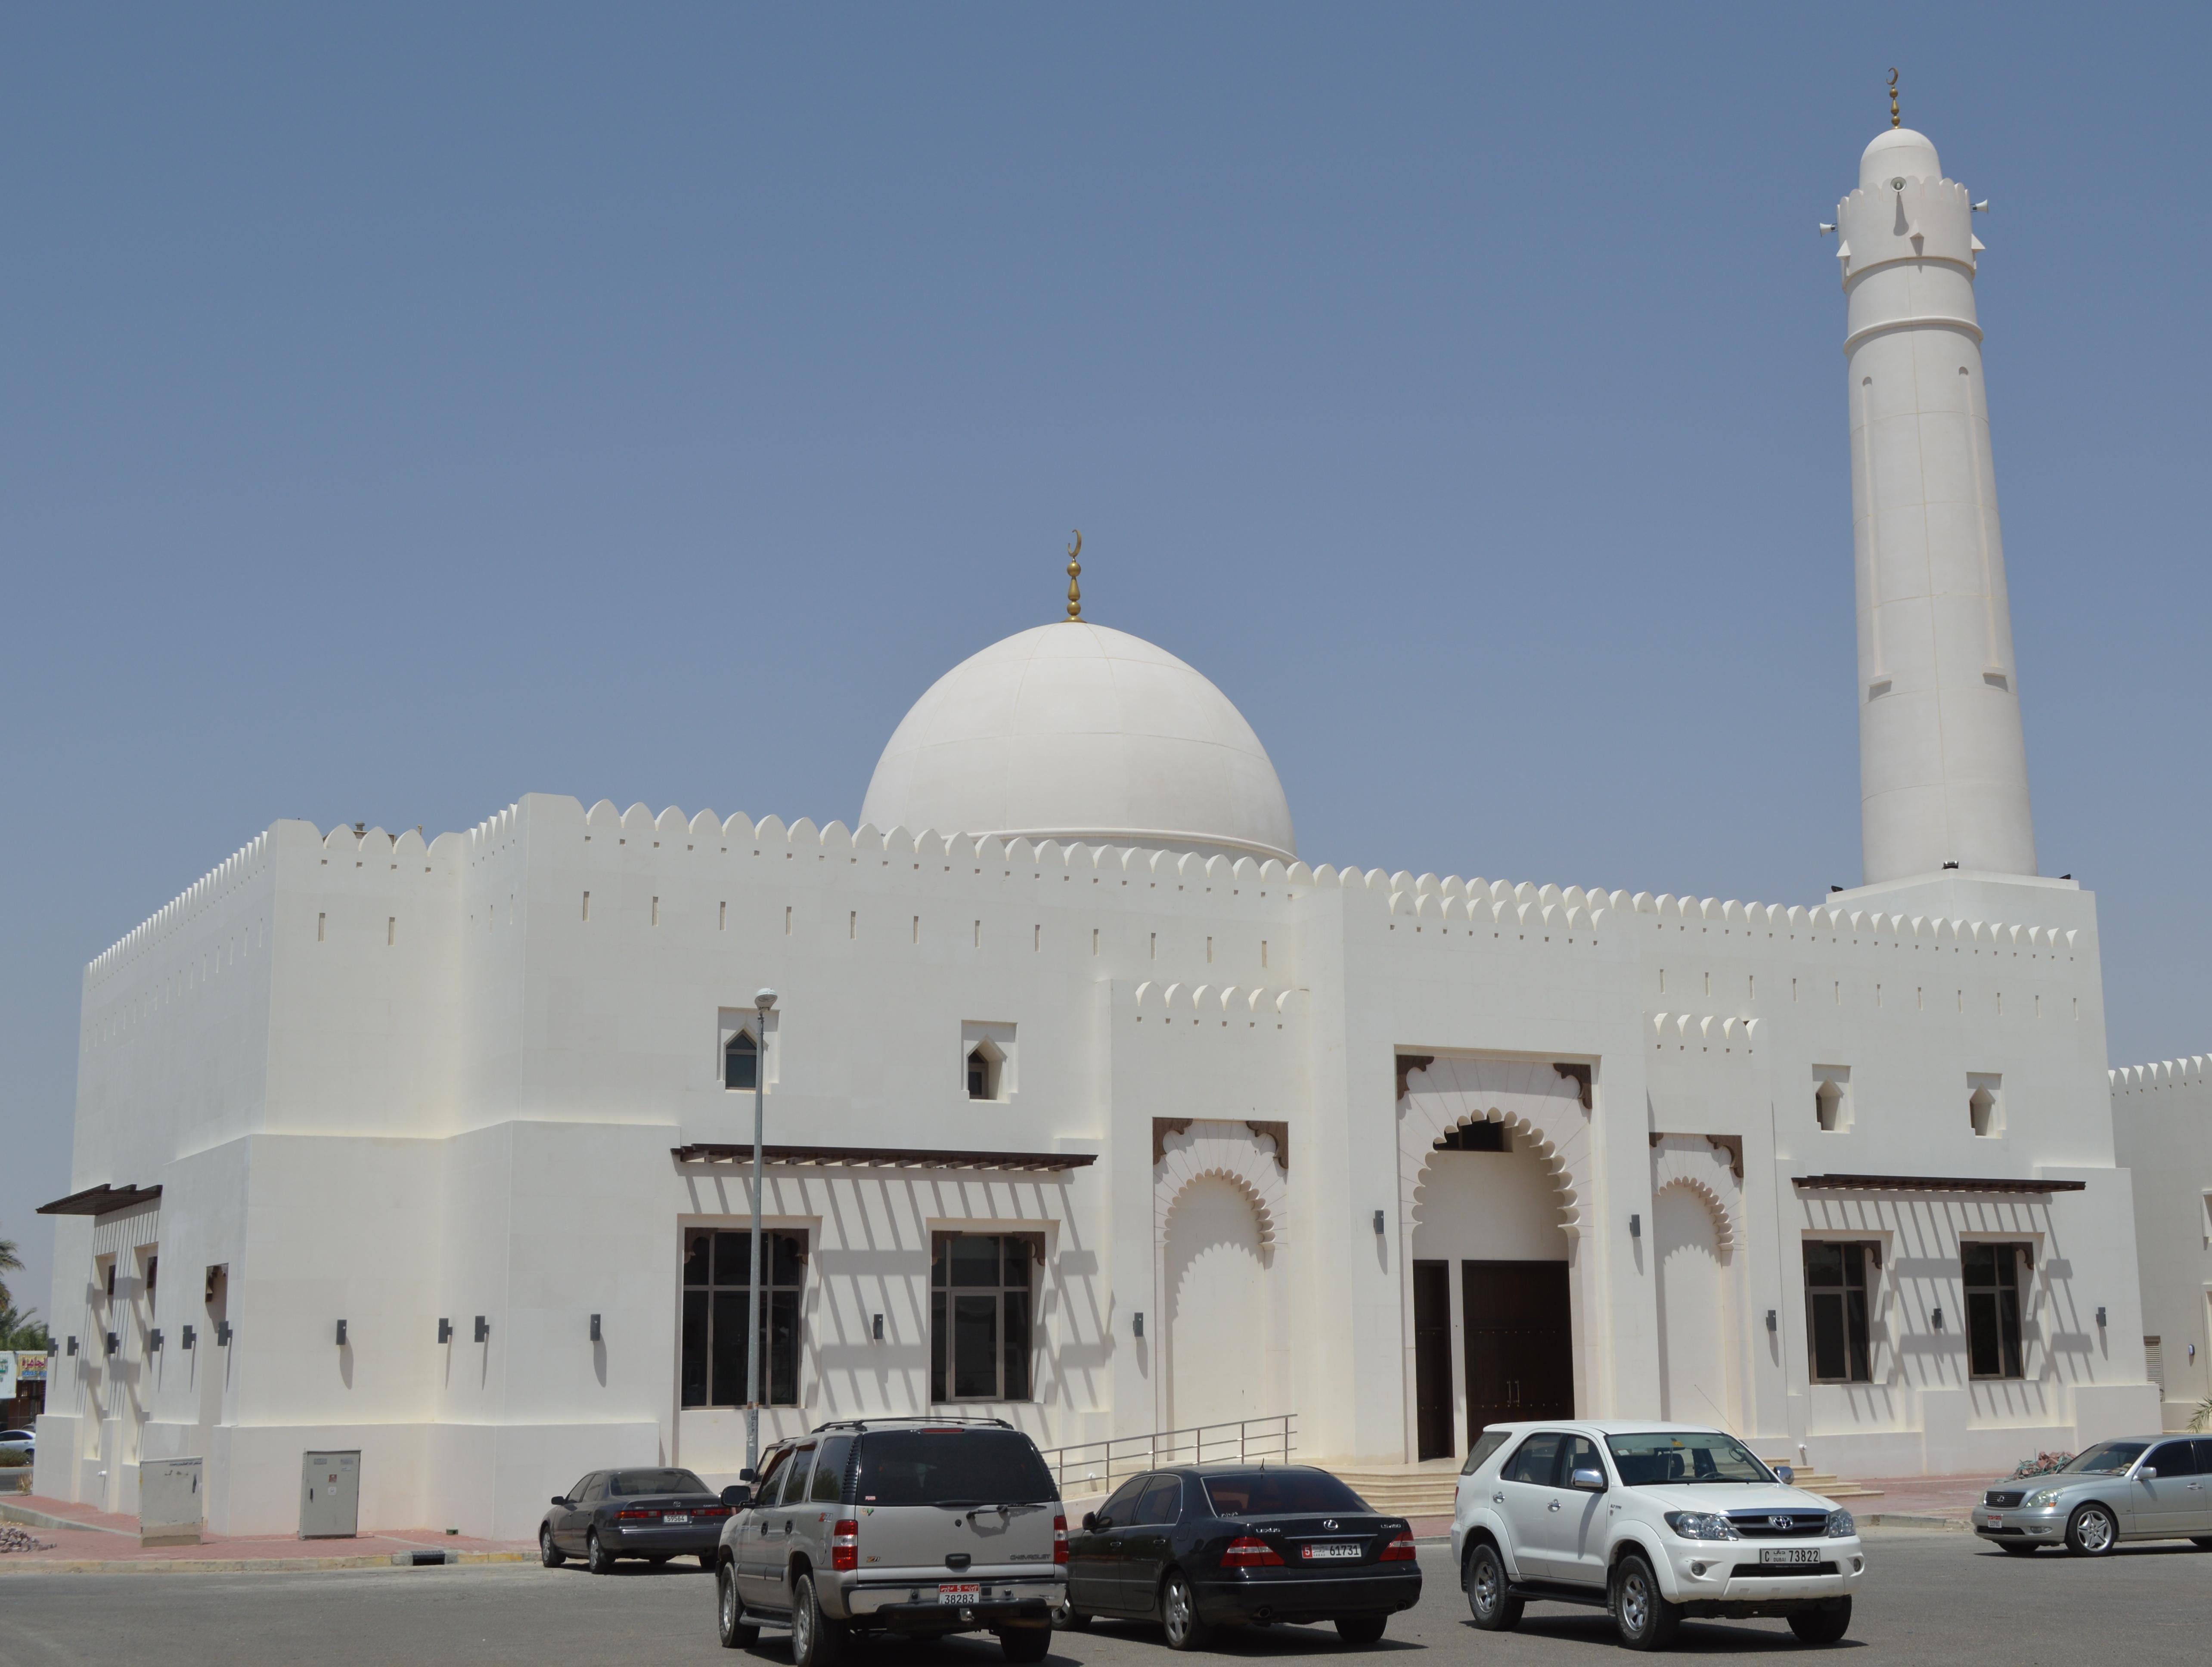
left=540, top=1467, right=739, bottom=1573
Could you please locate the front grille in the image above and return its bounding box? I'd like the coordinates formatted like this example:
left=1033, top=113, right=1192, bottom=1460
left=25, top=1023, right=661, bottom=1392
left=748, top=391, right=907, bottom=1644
left=1731, top=1562, right=1840, bottom=1579
left=1978, top=1525, right=2025, bottom=1536
left=1727, top=1512, right=1830, bottom=1539
left=1984, top=1490, right=2024, bottom=1509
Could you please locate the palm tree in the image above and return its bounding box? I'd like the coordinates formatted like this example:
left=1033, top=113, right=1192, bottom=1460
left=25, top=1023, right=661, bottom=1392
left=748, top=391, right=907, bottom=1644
left=0, top=1304, right=50, bottom=1352
left=2192, top=1396, right=2211, bottom=1435
left=0, top=1228, right=20, bottom=1317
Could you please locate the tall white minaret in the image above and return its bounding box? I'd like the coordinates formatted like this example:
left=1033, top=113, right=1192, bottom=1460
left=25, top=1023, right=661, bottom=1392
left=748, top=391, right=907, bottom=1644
left=1834, top=117, right=2036, bottom=883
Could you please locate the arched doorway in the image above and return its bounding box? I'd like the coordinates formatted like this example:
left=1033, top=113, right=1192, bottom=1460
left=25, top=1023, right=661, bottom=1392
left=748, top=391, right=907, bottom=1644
left=1653, top=1184, right=1734, bottom=1426
left=1163, top=1177, right=1268, bottom=1434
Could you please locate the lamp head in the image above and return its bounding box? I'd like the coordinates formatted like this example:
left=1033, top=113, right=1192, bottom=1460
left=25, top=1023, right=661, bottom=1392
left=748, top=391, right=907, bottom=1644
left=754, top=988, right=779, bottom=1014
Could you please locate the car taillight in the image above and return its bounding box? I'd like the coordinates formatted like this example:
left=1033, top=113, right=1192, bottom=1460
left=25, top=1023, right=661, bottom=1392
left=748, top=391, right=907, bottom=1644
left=831, top=1519, right=860, bottom=1572
left=696, top=1505, right=733, bottom=1519
left=1379, top=1532, right=1417, bottom=1562
left=615, top=1508, right=662, bottom=1521
left=1054, top=1515, right=1069, bottom=1565
left=1221, top=1535, right=1284, bottom=1568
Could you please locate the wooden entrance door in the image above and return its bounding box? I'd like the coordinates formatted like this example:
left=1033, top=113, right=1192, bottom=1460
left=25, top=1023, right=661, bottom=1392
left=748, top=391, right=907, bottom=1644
left=1412, top=1261, right=1453, bottom=1460
left=1462, top=1260, right=1572, bottom=1443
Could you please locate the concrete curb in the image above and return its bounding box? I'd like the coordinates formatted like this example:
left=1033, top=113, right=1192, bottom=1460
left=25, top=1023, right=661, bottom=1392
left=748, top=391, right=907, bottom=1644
left=1861, top=1512, right=1970, bottom=1532
left=0, top=1550, right=533, bottom=1576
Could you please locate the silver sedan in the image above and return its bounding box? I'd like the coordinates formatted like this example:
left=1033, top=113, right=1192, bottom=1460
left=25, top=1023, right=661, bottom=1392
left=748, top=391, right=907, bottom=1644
left=1974, top=1436, right=2212, bottom=1555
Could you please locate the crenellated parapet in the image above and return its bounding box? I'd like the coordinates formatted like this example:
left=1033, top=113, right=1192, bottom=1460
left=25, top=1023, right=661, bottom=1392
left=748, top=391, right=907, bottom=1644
left=2110, top=1056, right=2210, bottom=1097
left=85, top=831, right=273, bottom=989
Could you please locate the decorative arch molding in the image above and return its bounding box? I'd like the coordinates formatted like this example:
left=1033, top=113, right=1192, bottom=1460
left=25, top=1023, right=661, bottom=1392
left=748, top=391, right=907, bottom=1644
left=1399, top=1056, right=1592, bottom=1243
left=1648, top=1134, right=1743, bottom=1255
left=1155, top=1119, right=1287, bottom=1252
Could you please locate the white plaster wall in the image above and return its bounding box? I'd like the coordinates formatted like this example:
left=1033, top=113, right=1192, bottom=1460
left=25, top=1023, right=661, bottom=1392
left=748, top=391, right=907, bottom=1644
left=1652, top=1186, right=1735, bottom=1428
left=2112, top=1057, right=2212, bottom=1429
left=1408, top=1146, right=1570, bottom=1264
left=1163, top=1178, right=1269, bottom=1432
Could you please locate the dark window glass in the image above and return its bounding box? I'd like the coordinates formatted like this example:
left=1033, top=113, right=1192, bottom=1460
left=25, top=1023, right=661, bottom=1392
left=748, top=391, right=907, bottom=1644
left=1505, top=1433, right=1565, bottom=1485
left=580, top=1475, right=607, bottom=1503
left=850, top=1429, right=1057, bottom=1506
left=1435, top=1122, right=1507, bottom=1152
left=725, top=1033, right=758, bottom=1091
left=678, top=1227, right=807, bottom=1408
left=810, top=1436, right=855, bottom=1503
left=776, top=1445, right=817, bottom=1506
left=1804, top=1241, right=1872, bottom=1382
left=1201, top=1469, right=1369, bottom=1515
left=2059, top=1441, right=2147, bottom=1475
left=608, top=1469, right=710, bottom=1497
left=968, top=1050, right=990, bottom=1099
left=1135, top=1477, right=1183, bottom=1525
left=2146, top=1441, right=2198, bottom=1478
left=565, top=1474, right=593, bottom=1502
left=1459, top=1429, right=1512, bottom=1478
left=1607, top=1431, right=1771, bottom=1486
left=752, top=1446, right=793, bottom=1499
left=1098, top=1477, right=1148, bottom=1525
left=929, top=1234, right=1037, bottom=1401
left=1562, top=1435, right=1603, bottom=1484
left=2197, top=1440, right=2212, bottom=1476
left=1963, top=1243, right=2024, bottom=1379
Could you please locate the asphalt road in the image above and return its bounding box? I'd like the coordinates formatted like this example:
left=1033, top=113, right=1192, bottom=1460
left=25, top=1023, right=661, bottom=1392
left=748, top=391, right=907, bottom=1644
left=0, top=1531, right=2204, bottom=1667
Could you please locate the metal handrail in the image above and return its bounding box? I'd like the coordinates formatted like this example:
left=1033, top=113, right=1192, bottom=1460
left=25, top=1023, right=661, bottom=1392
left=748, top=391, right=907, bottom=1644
left=1035, top=1413, right=1297, bottom=1499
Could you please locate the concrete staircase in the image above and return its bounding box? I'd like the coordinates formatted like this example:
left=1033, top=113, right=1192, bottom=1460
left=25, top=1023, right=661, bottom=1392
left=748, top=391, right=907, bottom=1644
left=1759, top=1463, right=1883, bottom=1500
left=1314, top=1460, right=1464, bottom=1519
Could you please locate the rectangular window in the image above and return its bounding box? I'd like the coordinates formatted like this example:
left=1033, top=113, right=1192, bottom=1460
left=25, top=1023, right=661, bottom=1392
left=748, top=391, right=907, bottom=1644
left=930, top=1232, right=1040, bottom=1403
left=1964, top=1242, right=2026, bottom=1379
left=1804, top=1241, right=1872, bottom=1383
left=679, top=1228, right=806, bottom=1408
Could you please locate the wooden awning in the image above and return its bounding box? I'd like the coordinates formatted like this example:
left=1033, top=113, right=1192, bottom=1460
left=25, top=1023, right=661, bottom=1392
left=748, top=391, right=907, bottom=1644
left=36, top=1182, right=163, bottom=1216
left=1792, top=1174, right=2086, bottom=1195
left=673, top=1143, right=1095, bottom=1174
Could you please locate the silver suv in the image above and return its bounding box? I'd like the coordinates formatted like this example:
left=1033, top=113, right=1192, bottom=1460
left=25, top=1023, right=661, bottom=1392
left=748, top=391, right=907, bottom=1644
left=714, top=1418, right=1066, bottom=1665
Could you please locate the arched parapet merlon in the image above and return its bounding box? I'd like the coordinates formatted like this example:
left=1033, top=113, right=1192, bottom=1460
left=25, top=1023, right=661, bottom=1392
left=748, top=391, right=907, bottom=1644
left=1154, top=1118, right=1288, bottom=1251
left=2111, top=1054, right=2211, bottom=1097
left=1398, top=1055, right=1593, bottom=1243
left=1648, top=1134, right=1743, bottom=1255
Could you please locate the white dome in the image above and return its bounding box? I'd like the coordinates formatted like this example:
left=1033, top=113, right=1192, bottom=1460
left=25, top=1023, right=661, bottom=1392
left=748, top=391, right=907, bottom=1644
left=860, top=621, right=1297, bottom=862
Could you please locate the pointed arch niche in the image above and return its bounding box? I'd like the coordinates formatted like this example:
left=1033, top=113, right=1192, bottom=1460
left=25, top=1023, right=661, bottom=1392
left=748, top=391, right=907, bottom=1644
left=1398, top=1056, right=1596, bottom=1460
left=1649, top=1135, right=1746, bottom=1429
left=1153, top=1120, right=1291, bottom=1436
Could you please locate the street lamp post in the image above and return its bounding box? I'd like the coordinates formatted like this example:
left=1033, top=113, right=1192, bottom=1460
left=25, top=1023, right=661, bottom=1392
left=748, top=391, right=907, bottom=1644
left=745, top=987, right=778, bottom=1475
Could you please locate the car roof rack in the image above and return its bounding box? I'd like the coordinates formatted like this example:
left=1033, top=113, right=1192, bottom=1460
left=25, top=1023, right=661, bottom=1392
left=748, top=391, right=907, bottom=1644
left=809, top=1416, right=1017, bottom=1434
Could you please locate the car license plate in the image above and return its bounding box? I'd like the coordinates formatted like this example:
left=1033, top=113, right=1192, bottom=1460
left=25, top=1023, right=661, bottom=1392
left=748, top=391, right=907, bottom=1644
left=939, top=1583, right=981, bottom=1603
left=663, top=1513, right=690, bottom=1525
left=1301, top=1543, right=1361, bottom=1561
left=1986, top=1515, right=2003, bottom=1528
left=1759, top=1547, right=1820, bottom=1566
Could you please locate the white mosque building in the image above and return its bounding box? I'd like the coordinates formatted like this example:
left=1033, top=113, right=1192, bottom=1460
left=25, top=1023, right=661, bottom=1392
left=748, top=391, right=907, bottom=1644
left=35, top=116, right=2187, bottom=1540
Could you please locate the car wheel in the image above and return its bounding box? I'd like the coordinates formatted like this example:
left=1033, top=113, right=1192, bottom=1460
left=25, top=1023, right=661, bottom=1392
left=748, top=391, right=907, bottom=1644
left=717, top=1560, right=760, bottom=1649
left=1464, top=1542, right=1522, bottom=1632
left=1610, top=1552, right=1681, bottom=1652
left=1052, top=1605, right=1092, bottom=1631
left=1160, top=1571, right=1210, bottom=1652
left=586, top=1529, right=616, bottom=1574
left=1786, top=1599, right=1851, bottom=1645
left=2065, top=1503, right=2118, bottom=1557
left=1996, top=1542, right=2041, bottom=1556
left=539, top=1526, right=566, bottom=1568
left=792, top=1571, right=847, bottom=1667
left=998, top=1624, right=1052, bottom=1663
left=1334, top=1616, right=1387, bottom=1645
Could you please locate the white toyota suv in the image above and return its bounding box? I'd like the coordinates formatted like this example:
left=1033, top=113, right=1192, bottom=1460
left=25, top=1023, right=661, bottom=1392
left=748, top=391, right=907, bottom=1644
left=1449, top=1422, right=1865, bottom=1650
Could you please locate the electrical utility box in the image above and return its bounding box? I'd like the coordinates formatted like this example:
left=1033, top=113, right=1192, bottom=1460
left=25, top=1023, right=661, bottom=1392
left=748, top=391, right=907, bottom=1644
left=299, top=1450, right=360, bottom=1538
left=139, top=1456, right=203, bottom=1546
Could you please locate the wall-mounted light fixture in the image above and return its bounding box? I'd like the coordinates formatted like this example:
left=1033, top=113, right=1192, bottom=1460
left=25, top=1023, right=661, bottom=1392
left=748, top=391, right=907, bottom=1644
left=2095, top=1306, right=2107, bottom=1330
left=589, top=1314, right=602, bottom=1344
left=66, top=1335, right=78, bottom=1357
left=104, top=1332, right=120, bottom=1356
left=335, top=1320, right=348, bottom=1346
left=1372, top=1210, right=1386, bottom=1236
left=474, top=1316, right=489, bottom=1343
left=437, top=1318, right=452, bottom=1344
left=1132, top=1311, right=1145, bottom=1338
left=1930, top=1307, right=1944, bottom=1332
left=1629, top=1214, right=1642, bottom=1239
left=216, top=1320, right=233, bottom=1347
left=149, top=1329, right=164, bottom=1352
left=180, top=1325, right=196, bottom=1351
left=872, top=1314, right=884, bottom=1342
left=1765, top=1310, right=1778, bottom=1333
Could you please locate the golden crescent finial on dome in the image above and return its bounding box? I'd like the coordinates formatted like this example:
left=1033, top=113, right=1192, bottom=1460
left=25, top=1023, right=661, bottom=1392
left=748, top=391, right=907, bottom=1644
left=1066, top=530, right=1083, bottom=620
left=1888, top=67, right=1900, bottom=130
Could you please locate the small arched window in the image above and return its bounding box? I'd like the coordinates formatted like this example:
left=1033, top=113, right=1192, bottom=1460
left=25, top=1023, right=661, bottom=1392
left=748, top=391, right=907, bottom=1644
left=967, top=1046, right=997, bottom=1101
left=725, top=1031, right=758, bottom=1092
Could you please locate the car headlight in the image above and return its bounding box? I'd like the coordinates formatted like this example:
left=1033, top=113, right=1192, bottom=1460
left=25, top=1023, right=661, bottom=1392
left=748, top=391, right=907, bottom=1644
left=2025, top=1488, right=2060, bottom=1509
left=1664, top=1511, right=1741, bottom=1541
left=1825, top=1509, right=1855, bottom=1538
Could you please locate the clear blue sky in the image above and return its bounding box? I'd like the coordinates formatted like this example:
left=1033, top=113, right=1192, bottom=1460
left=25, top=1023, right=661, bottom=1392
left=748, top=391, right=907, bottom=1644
left=5, top=4, right=2208, bottom=1315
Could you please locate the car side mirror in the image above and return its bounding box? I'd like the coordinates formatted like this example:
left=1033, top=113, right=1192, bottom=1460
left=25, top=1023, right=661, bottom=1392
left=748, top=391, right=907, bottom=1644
left=1570, top=1467, right=1607, bottom=1493
left=2136, top=1466, right=2158, bottom=1481
left=723, top=1485, right=751, bottom=1507
left=1080, top=1512, right=1098, bottom=1531
left=1773, top=1465, right=1794, bottom=1485
left=739, top=1468, right=757, bottom=1484
left=550, top=1495, right=567, bottom=1506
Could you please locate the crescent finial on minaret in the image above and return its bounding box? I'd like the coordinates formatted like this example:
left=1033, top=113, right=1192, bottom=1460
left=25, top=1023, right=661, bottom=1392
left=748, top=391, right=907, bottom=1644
left=1066, top=530, right=1083, bottom=620
left=1889, top=67, right=1901, bottom=129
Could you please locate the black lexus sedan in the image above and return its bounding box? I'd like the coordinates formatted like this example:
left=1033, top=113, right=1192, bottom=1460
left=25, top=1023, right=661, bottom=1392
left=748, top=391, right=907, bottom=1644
left=1064, top=1464, right=1419, bottom=1649
left=540, top=1467, right=738, bottom=1573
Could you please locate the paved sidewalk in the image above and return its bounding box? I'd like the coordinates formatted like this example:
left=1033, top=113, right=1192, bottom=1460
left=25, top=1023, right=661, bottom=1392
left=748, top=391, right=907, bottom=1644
left=1849, top=1471, right=1994, bottom=1524
left=0, top=1494, right=531, bottom=1574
